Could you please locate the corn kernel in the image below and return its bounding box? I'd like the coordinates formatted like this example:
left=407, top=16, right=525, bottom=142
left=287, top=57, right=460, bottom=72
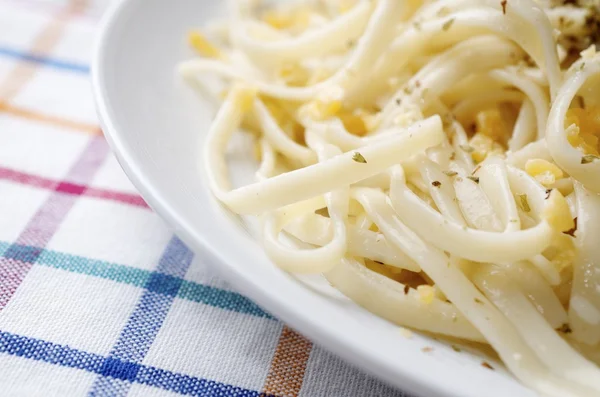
left=304, top=99, right=342, bottom=120
left=263, top=99, right=287, bottom=124
left=550, top=234, right=576, bottom=271
left=293, top=9, right=312, bottom=30
left=469, top=133, right=504, bottom=163
left=525, top=159, right=564, bottom=186
left=338, top=0, right=357, bottom=13
left=307, top=68, right=334, bottom=85
left=338, top=112, right=367, bottom=135
left=581, top=44, right=597, bottom=60
left=229, top=84, right=257, bottom=113
left=475, top=108, right=509, bottom=143
left=188, top=31, right=222, bottom=59
left=542, top=189, right=575, bottom=233
left=337, top=108, right=379, bottom=136
left=565, top=106, right=600, bottom=155
left=279, top=62, right=310, bottom=87
left=262, top=8, right=311, bottom=31
left=239, top=94, right=255, bottom=113
left=319, top=100, right=343, bottom=118
left=399, top=327, right=413, bottom=338
left=262, top=10, right=293, bottom=29
left=363, top=113, right=381, bottom=132
left=417, top=285, right=435, bottom=305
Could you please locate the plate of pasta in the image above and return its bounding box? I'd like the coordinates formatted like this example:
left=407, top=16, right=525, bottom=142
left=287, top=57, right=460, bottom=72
left=93, top=0, right=600, bottom=396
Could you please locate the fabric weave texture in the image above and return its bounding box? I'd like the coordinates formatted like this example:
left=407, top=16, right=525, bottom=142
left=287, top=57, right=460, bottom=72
left=0, top=1, right=408, bottom=396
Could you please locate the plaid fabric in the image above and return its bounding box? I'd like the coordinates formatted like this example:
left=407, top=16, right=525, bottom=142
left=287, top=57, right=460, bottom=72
left=0, top=1, right=408, bottom=396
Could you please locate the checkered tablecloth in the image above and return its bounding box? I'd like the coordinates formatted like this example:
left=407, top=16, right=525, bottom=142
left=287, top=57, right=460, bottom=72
left=0, top=1, right=408, bottom=396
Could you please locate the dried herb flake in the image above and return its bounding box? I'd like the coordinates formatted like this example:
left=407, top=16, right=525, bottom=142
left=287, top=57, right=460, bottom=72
left=352, top=152, right=367, bottom=164
left=563, top=217, right=578, bottom=237
left=518, top=194, right=531, bottom=212
left=557, top=323, right=572, bottom=334
left=582, top=154, right=600, bottom=164
left=481, top=362, right=494, bottom=370
left=442, top=18, right=455, bottom=31
left=459, top=144, right=474, bottom=153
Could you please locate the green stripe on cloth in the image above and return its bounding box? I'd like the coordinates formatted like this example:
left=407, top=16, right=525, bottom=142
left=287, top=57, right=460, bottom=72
left=37, top=250, right=150, bottom=288
left=0, top=241, right=9, bottom=256
left=178, top=280, right=271, bottom=318
left=3, top=242, right=272, bottom=319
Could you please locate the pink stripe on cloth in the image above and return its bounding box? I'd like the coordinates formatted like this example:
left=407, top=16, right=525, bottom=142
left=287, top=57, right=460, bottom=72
left=0, top=165, right=149, bottom=209
left=0, top=167, right=56, bottom=190
left=0, top=259, right=33, bottom=309
left=0, top=136, right=109, bottom=311
left=85, top=188, right=148, bottom=208
left=16, top=136, right=108, bottom=247
left=63, top=136, right=108, bottom=185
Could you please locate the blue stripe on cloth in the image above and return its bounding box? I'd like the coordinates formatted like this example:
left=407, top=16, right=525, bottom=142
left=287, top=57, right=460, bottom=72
left=0, top=330, right=266, bottom=397
left=0, top=46, right=89, bottom=74
left=0, top=331, right=105, bottom=372
left=136, top=366, right=264, bottom=397
left=89, top=236, right=194, bottom=397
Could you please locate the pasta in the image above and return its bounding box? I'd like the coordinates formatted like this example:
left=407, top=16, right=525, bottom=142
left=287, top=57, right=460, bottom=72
left=179, top=0, right=600, bottom=395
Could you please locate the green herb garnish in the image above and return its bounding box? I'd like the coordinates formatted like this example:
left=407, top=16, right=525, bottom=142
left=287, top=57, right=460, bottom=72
left=352, top=152, right=367, bottom=163
left=442, top=18, right=455, bottom=31
left=518, top=194, right=531, bottom=212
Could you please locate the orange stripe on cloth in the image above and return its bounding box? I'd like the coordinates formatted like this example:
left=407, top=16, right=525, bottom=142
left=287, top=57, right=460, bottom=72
left=261, top=326, right=312, bottom=397
left=0, top=101, right=100, bottom=134
left=0, top=0, right=89, bottom=100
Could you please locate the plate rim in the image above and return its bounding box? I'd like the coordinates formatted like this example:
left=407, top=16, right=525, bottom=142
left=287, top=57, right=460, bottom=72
left=90, top=2, right=528, bottom=397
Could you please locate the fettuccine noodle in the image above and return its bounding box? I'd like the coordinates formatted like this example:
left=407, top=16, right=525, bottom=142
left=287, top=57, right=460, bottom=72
left=179, top=0, right=600, bottom=395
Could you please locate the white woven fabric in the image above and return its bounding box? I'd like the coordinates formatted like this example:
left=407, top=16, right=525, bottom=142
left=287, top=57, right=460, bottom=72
left=0, top=1, right=408, bottom=396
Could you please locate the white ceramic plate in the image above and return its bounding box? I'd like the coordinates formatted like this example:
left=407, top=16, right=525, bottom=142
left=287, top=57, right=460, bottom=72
left=92, top=1, right=539, bottom=396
